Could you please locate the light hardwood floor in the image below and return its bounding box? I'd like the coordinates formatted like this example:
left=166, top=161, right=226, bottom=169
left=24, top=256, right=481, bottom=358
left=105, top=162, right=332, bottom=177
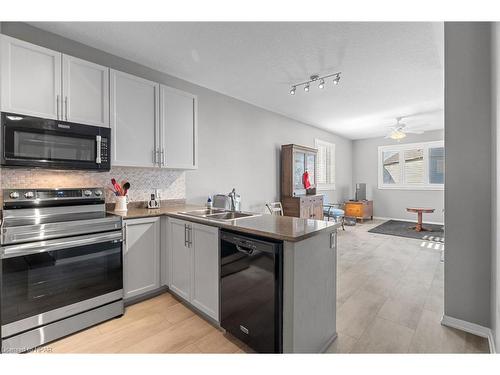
left=40, top=219, right=489, bottom=354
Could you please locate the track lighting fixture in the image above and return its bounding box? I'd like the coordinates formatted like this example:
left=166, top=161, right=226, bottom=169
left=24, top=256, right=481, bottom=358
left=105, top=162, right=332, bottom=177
left=289, top=72, right=341, bottom=95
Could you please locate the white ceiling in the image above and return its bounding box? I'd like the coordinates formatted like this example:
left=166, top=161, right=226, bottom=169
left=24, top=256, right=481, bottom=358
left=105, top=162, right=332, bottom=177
left=28, top=22, right=444, bottom=140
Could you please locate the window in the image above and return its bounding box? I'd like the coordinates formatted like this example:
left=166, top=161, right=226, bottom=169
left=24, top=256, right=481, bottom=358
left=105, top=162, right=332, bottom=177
left=315, top=139, right=335, bottom=190
left=378, top=141, right=444, bottom=190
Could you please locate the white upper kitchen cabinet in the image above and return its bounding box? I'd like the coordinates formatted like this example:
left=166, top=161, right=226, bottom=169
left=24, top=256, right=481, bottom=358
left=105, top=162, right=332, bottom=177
left=62, top=55, right=109, bottom=126
left=159, top=85, right=197, bottom=169
left=110, top=69, right=159, bottom=167
left=123, top=217, right=161, bottom=301
left=0, top=35, right=62, bottom=119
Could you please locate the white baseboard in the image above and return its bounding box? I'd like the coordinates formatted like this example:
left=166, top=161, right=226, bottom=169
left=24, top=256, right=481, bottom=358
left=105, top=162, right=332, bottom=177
left=374, top=216, right=444, bottom=226
left=441, top=314, right=496, bottom=353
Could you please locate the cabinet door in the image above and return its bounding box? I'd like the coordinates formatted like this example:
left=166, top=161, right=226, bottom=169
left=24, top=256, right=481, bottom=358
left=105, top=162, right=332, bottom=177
left=294, top=152, right=305, bottom=190
left=160, top=85, right=197, bottom=169
left=313, top=201, right=324, bottom=220
left=191, top=223, right=219, bottom=321
left=168, top=218, right=191, bottom=301
left=62, top=55, right=109, bottom=126
left=110, top=69, right=159, bottom=167
left=123, top=217, right=161, bottom=300
left=0, top=35, right=61, bottom=119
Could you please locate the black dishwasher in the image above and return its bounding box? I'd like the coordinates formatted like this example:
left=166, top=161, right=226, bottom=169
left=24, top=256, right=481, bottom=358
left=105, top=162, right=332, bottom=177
left=220, top=230, right=283, bottom=353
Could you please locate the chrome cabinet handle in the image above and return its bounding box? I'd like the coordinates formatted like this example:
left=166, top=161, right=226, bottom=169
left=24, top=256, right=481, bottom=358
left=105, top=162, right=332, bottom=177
left=188, top=225, right=192, bottom=247
left=161, top=149, right=165, bottom=167
left=184, top=224, right=188, bottom=247
left=64, top=96, right=68, bottom=121
left=56, top=95, right=60, bottom=120
left=152, top=149, right=157, bottom=165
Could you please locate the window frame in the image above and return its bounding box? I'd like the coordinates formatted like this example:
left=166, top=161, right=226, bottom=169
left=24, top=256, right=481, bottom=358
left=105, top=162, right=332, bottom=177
left=315, top=138, right=336, bottom=191
left=378, top=140, right=444, bottom=191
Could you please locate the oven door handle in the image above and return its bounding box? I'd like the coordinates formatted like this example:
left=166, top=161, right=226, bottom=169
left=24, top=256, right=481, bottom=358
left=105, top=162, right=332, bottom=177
left=0, top=231, right=123, bottom=259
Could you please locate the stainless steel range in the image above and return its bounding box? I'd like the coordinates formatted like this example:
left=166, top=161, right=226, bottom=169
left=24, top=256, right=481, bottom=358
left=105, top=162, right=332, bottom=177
left=0, top=188, right=124, bottom=353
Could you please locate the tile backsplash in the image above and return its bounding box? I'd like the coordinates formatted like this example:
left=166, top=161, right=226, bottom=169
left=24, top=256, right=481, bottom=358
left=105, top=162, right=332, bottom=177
left=0, top=166, right=185, bottom=203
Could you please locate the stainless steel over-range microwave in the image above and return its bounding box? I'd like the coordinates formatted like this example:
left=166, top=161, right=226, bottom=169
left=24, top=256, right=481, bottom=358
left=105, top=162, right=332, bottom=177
left=1, top=112, right=110, bottom=171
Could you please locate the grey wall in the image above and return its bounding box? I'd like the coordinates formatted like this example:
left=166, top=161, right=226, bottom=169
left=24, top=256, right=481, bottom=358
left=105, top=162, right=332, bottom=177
left=491, top=22, right=500, bottom=351
left=445, top=22, right=491, bottom=328
left=0, top=22, right=353, bottom=212
left=352, top=130, right=444, bottom=224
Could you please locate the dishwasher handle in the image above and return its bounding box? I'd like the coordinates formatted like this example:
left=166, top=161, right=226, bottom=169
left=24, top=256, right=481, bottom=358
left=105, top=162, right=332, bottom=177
left=236, top=244, right=254, bottom=255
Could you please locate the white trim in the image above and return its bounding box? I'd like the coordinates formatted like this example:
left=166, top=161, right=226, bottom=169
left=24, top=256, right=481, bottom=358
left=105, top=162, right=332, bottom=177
left=441, top=315, right=495, bottom=353
left=373, top=216, right=444, bottom=226
left=378, top=140, right=444, bottom=190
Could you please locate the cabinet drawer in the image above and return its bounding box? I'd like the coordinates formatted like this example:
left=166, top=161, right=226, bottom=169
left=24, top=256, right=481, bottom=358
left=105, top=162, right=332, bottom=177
left=345, top=204, right=363, bottom=217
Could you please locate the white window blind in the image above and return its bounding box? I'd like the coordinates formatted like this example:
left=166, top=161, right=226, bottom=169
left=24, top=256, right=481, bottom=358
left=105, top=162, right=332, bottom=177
left=378, top=141, right=444, bottom=190
left=315, top=139, right=335, bottom=190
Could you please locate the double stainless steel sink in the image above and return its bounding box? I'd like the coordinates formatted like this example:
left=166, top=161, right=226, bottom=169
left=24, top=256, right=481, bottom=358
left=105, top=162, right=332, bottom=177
left=178, top=208, right=260, bottom=222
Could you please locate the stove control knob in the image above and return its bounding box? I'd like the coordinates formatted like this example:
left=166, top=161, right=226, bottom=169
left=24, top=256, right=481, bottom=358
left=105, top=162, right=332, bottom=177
left=83, top=190, right=92, bottom=197
left=9, top=191, right=19, bottom=199
left=94, top=190, right=103, bottom=197
left=24, top=191, right=35, bottom=199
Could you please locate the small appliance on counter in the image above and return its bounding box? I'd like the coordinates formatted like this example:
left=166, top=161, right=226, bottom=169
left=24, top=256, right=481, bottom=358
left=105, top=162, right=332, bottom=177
left=0, top=187, right=124, bottom=352
left=213, top=188, right=241, bottom=211
left=148, top=193, right=160, bottom=209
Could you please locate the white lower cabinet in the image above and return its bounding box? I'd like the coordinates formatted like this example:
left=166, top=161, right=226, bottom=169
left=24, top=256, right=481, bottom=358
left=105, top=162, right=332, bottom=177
left=123, top=217, right=161, bottom=300
left=167, top=218, right=219, bottom=321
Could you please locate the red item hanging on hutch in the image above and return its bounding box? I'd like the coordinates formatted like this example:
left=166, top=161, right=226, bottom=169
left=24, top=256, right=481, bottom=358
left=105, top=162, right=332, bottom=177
left=302, top=170, right=311, bottom=189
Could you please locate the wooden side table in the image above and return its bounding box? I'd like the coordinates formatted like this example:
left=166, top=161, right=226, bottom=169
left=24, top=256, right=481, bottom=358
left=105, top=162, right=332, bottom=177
left=406, top=207, right=435, bottom=232
left=344, top=200, right=373, bottom=222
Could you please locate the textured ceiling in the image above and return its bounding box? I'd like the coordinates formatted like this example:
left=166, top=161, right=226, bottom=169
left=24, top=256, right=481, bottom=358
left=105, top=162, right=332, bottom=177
left=28, top=22, right=444, bottom=140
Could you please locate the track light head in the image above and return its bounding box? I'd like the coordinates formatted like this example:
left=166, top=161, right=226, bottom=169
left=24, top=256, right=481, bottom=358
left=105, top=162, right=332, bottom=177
left=318, top=79, right=325, bottom=89
left=289, top=86, right=296, bottom=95
left=333, top=74, right=341, bottom=85
left=304, top=84, right=310, bottom=92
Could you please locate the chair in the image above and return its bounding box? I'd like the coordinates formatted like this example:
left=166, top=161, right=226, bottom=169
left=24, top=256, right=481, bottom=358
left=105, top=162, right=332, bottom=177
left=266, top=202, right=284, bottom=216
left=323, top=196, right=345, bottom=230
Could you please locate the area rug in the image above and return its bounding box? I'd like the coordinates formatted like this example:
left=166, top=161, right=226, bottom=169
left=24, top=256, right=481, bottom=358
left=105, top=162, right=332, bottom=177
left=368, top=220, right=444, bottom=242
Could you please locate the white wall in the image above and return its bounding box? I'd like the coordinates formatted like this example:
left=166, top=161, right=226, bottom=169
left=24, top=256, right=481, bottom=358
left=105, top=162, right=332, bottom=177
left=0, top=22, right=353, bottom=213
left=352, top=130, right=444, bottom=224
left=445, top=22, right=492, bottom=329
left=491, top=21, right=500, bottom=352
left=190, top=91, right=352, bottom=212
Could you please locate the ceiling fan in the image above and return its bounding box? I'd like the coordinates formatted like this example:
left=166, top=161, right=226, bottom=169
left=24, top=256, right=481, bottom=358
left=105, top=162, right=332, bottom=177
left=385, top=117, right=425, bottom=141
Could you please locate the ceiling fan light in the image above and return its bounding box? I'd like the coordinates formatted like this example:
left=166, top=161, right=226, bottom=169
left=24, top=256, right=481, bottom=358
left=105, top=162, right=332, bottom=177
left=390, top=130, right=407, bottom=140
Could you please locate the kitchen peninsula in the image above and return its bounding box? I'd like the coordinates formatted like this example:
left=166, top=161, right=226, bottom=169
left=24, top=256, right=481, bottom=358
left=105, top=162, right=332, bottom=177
left=111, top=202, right=340, bottom=353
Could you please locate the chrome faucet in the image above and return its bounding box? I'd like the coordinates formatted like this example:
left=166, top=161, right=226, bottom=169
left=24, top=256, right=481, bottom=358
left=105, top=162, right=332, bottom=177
left=228, top=188, right=240, bottom=211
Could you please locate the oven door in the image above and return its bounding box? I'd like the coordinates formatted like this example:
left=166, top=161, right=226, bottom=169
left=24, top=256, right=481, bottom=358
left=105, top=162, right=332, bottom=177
left=1, top=231, right=123, bottom=338
left=1, top=112, right=110, bottom=170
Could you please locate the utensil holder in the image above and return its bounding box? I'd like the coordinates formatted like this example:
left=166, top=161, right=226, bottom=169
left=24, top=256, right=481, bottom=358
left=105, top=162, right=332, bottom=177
left=114, top=196, right=128, bottom=212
